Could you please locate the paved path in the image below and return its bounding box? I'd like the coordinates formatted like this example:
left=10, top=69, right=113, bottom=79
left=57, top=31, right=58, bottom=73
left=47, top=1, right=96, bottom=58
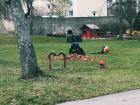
left=57, top=89, right=140, bottom=105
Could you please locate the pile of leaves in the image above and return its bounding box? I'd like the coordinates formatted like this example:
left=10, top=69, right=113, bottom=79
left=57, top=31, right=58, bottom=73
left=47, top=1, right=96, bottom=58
left=52, top=54, right=101, bottom=62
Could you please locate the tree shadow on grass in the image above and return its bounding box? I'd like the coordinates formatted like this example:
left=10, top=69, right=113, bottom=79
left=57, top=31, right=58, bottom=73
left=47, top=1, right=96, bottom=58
left=0, top=59, right=53, bottom=80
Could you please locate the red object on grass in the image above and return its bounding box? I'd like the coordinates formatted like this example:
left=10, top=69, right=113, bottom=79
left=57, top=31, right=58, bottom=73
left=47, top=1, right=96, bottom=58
left=99, top=60, right=105, bottom=65
left=104, top=47, right=109, bottom=53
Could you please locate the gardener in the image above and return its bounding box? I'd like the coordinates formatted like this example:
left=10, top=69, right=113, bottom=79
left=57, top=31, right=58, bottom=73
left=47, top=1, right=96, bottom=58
left=66, top=30, right=85, bottom=55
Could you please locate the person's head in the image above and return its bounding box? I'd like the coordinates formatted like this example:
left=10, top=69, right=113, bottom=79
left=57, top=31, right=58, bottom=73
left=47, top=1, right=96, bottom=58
left=67, top=30, right=73, bottom=34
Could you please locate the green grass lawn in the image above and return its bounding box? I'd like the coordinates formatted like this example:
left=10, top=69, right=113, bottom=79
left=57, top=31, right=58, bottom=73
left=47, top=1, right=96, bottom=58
left=0, top=34, right=140, bottom=105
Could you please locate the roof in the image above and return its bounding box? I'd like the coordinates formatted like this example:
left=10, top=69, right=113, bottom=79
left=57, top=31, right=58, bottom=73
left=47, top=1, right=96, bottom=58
left=85, top=24, right=100, bottom=29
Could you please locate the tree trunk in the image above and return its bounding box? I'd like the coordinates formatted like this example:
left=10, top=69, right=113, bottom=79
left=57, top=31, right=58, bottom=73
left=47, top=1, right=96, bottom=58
left=119, top=17, right=123, bottom=40
left=8, top=0, right=39, bottom=79
left=29, top=1, right=34, bottom=35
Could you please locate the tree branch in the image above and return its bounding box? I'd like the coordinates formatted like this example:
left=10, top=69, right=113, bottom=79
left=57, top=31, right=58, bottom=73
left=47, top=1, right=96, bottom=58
left=25, top=0, right=30, bottom=18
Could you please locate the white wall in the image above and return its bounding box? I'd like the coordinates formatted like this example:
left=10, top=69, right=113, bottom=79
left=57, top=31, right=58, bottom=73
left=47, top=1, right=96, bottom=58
left=72, top=0, right=107, bottom=17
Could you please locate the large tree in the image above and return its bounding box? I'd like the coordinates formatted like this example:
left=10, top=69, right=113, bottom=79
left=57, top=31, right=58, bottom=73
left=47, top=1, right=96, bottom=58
left=113, top=0, right=137, bottom=24
left=4, top=0, right=41, bottom=79
left=112, top=0, right=137, bottom=38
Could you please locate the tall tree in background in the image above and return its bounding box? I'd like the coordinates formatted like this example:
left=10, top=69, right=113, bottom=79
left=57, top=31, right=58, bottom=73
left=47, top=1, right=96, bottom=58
left=113, top=0, right=137, bottom=23
left=132, top=10, right=140, bottom=30
left=113, top=0, right=137, bottom=38
left=3, top=0, right=41, bottom=79
left=0, top=0, right=10, bottom=19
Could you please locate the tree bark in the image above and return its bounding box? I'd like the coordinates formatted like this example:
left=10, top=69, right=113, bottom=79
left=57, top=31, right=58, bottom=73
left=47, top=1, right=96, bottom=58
left=119, top=17, right=123, bottom=40
left=8, top=0, right=39, bottom=79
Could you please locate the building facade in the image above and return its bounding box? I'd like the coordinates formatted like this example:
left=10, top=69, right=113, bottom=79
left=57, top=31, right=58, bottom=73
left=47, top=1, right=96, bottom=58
left=72, top=0, right=107, bottom=17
